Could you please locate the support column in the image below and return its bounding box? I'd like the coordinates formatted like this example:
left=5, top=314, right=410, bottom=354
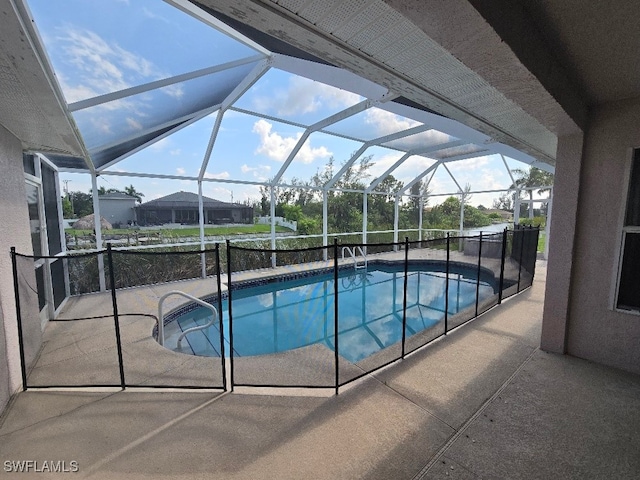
left=418, top=196, right=424, bottom=241
left=270, top=185, right=276, bottom=267
left=514, top=189, right=521, bottom=225
left=198, top=181, right=206, bottom=278
left=393, top=195, right=400, bottom=247
left=544, top=188, right=553, bottom=260
left=362, top=192, right=368, bottom=245
left=322, top=190, right=328, bottom=260
left=91, top=173, right=106, bottom=291
left=541, top=132, right=584, bottom=353
left=459, top=192, right=465, bottom=235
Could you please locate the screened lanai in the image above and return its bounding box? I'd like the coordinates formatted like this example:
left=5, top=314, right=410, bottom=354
left=23, top=0, right=553, bottom=256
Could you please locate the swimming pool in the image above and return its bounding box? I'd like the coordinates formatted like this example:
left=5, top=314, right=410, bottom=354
left=161, top=263, right=496, bottom=363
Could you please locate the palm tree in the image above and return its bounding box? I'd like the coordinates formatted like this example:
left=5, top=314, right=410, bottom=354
left=511, top=167, right=554, bottom=219
left=124, top=184, right=145, bottom=204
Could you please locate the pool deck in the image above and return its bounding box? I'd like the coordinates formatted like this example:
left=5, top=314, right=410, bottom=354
left=1, top=261, right=640, bottom=479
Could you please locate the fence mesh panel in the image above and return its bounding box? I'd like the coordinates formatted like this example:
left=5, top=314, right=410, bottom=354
left=477, top=232, right=505, bottom=316
left=501, top=231, right=520, bottom=301
left=518, top=227, right=539, bottom=291
left=402, top=237, right=448, bottom=356
left=111, top=247, right=224, bottom=388
left=229, top=244, right=336, bottom=388
left=16, top=251, right=122, bottom=387
left=11, top=228, right=540, bottom=393
left=337, top=241, right=404, bottom=385
left=444, top=235, right=481, bottom=330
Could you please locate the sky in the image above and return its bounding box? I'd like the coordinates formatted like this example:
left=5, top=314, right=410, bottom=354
left=28, top=0, right=541, bottom=209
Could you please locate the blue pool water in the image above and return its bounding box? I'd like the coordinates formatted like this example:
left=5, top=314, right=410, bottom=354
left=165, top=265, right=494, bottom=363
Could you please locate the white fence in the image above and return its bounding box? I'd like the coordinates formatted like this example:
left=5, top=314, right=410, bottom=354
left=256, top=216, right=297, bottom=231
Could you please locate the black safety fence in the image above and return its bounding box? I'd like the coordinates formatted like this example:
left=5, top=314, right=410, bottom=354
left=11, top=227, right=539, bottom=393
left=11, top=245, right=226, bottom=390
left=109, top=245, right=225, bottom=389
left=12, top=249, right=123, bottom=388
left=226, top=243, right=335, bottom=389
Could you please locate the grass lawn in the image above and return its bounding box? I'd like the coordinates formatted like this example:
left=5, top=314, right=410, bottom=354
left=537, top=231, right=546, bottom=253
left=65, top=224, right=293, bottom=237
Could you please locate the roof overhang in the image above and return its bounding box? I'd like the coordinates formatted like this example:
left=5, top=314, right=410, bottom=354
left=193, top=0, right=584, bottom=168
left=0, top=0, right=87, bottom=160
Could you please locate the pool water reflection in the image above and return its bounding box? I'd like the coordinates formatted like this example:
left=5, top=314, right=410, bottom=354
left=166, top=266, right=494, bottom=362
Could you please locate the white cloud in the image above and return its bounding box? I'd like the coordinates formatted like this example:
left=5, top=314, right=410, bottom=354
left=176, top=167, right=186, bottom=175
left=149, top=137, right=170, bottom=151
left=364, top=108, right=451, bottom=149
left=204, top=171, right=231, bottom=180
left=240, top=164, right=271, bottom=181
left=170, top=149, right=182, bottom=156
left=252, top=119, right=331, bottom=164
left=126, top=117, right=142, bottom=131
left=206, top=186, right=233, bottom=201
left=253, top=76, right=361, bottom=117
left=142, top=7, right=170, bottom=23
left=56, top=25, right=177, bottom=107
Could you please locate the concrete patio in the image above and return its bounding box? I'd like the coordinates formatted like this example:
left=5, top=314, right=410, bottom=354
left=1, top=261, right=639, bottom=479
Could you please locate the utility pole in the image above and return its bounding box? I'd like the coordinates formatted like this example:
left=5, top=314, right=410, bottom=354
left=62, top=179, right=73, bottom=216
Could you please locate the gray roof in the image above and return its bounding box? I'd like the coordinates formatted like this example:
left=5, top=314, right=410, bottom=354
left=99, top=192, right=136, bottom=200
left=137, top=191, right=248, bottom=210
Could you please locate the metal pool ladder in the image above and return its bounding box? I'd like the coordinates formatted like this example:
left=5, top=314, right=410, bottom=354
left=157, top=291, right=218, bottom=348
left=341, top=246, right=367, bottom=270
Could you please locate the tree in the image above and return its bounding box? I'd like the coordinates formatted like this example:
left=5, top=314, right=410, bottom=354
left=511, top=167, right=554, bottom=219
left=61, top=196, right=74, bottom=218
left=67, top=191, right=93, bottom=218
left=369, top=175, right=403, bottom=229
left=492, top=192, right=514, bottom=212
left=124, top=184, right=145, bottom=204
left=424, top=196, right=492, bottom=229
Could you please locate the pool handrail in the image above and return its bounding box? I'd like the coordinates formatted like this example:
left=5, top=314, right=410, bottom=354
left=157, top=290, right=218, bottom=348
left=341, top=245, right=367, bottom=269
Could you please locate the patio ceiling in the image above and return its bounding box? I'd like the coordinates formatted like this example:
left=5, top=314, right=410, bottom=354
left=2, top=0, right=555, bottom=199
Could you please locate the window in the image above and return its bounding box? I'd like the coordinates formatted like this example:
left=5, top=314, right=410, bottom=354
left=617, top=149, right=640, bottom=311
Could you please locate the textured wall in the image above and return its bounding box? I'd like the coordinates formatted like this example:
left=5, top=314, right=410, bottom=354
left=0, top=124, right=42, bottom=415
left=561, top=98, right=640, bottom=373
left=541, top=130, right=584, bottom=352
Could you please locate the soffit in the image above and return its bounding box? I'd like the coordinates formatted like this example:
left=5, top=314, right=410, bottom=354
left=194, top=0, right=560, bottom=167
left=0, top=0, right=85, bottom=157
left=518, top=0, right=640, bottom=105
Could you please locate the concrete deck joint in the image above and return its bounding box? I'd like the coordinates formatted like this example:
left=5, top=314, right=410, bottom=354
left=413, top=347, right=539, bottom=479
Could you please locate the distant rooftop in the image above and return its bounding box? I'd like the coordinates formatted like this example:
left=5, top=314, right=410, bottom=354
left=137, top=191, right=245, bottom=209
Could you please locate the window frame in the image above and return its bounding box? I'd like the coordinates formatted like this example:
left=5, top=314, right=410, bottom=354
left=613, top=147, right=640, bottom=315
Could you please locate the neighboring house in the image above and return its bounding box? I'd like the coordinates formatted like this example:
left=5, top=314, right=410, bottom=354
left=485, top=209, right=513, bottom=222
left=98, top=192, right=136, bottom=227
left=136, top=191, right=253, bottom=226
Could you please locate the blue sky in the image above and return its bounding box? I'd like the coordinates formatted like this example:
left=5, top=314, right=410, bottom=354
left=29, top=0, right=530, bottom=209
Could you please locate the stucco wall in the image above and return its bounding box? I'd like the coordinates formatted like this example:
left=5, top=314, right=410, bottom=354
left=0, top=125, right=42, bottom=414
left=564, top=98, right=640, bottom=374
left=99, top=197, right=136, bottom=226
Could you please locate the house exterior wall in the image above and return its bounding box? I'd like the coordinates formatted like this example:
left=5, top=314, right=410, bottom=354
left=98, top=197, right=136, bottom=226
left=0, top=125, right=42, bottom=414
left=543, top=98, right=640, bottom=374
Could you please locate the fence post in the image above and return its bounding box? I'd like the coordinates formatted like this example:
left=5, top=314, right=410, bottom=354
left=445, top=234, right=450, bottom=334
left=498, top=228, right=508, bottom=304
left=10, top=247, right=28, bottom=391
left=401, top=237, right=409, bottom=358
left=475, top=232, right=483, bottom=317
left=215, top=243, right=226, bottom=391
left=106, top=243, right=126, bottom=390
left=517, top=225, right=525, bottom=292
left=333, top=239, right=339, bottom=395
left=226, top=240, right=234, bottom=392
